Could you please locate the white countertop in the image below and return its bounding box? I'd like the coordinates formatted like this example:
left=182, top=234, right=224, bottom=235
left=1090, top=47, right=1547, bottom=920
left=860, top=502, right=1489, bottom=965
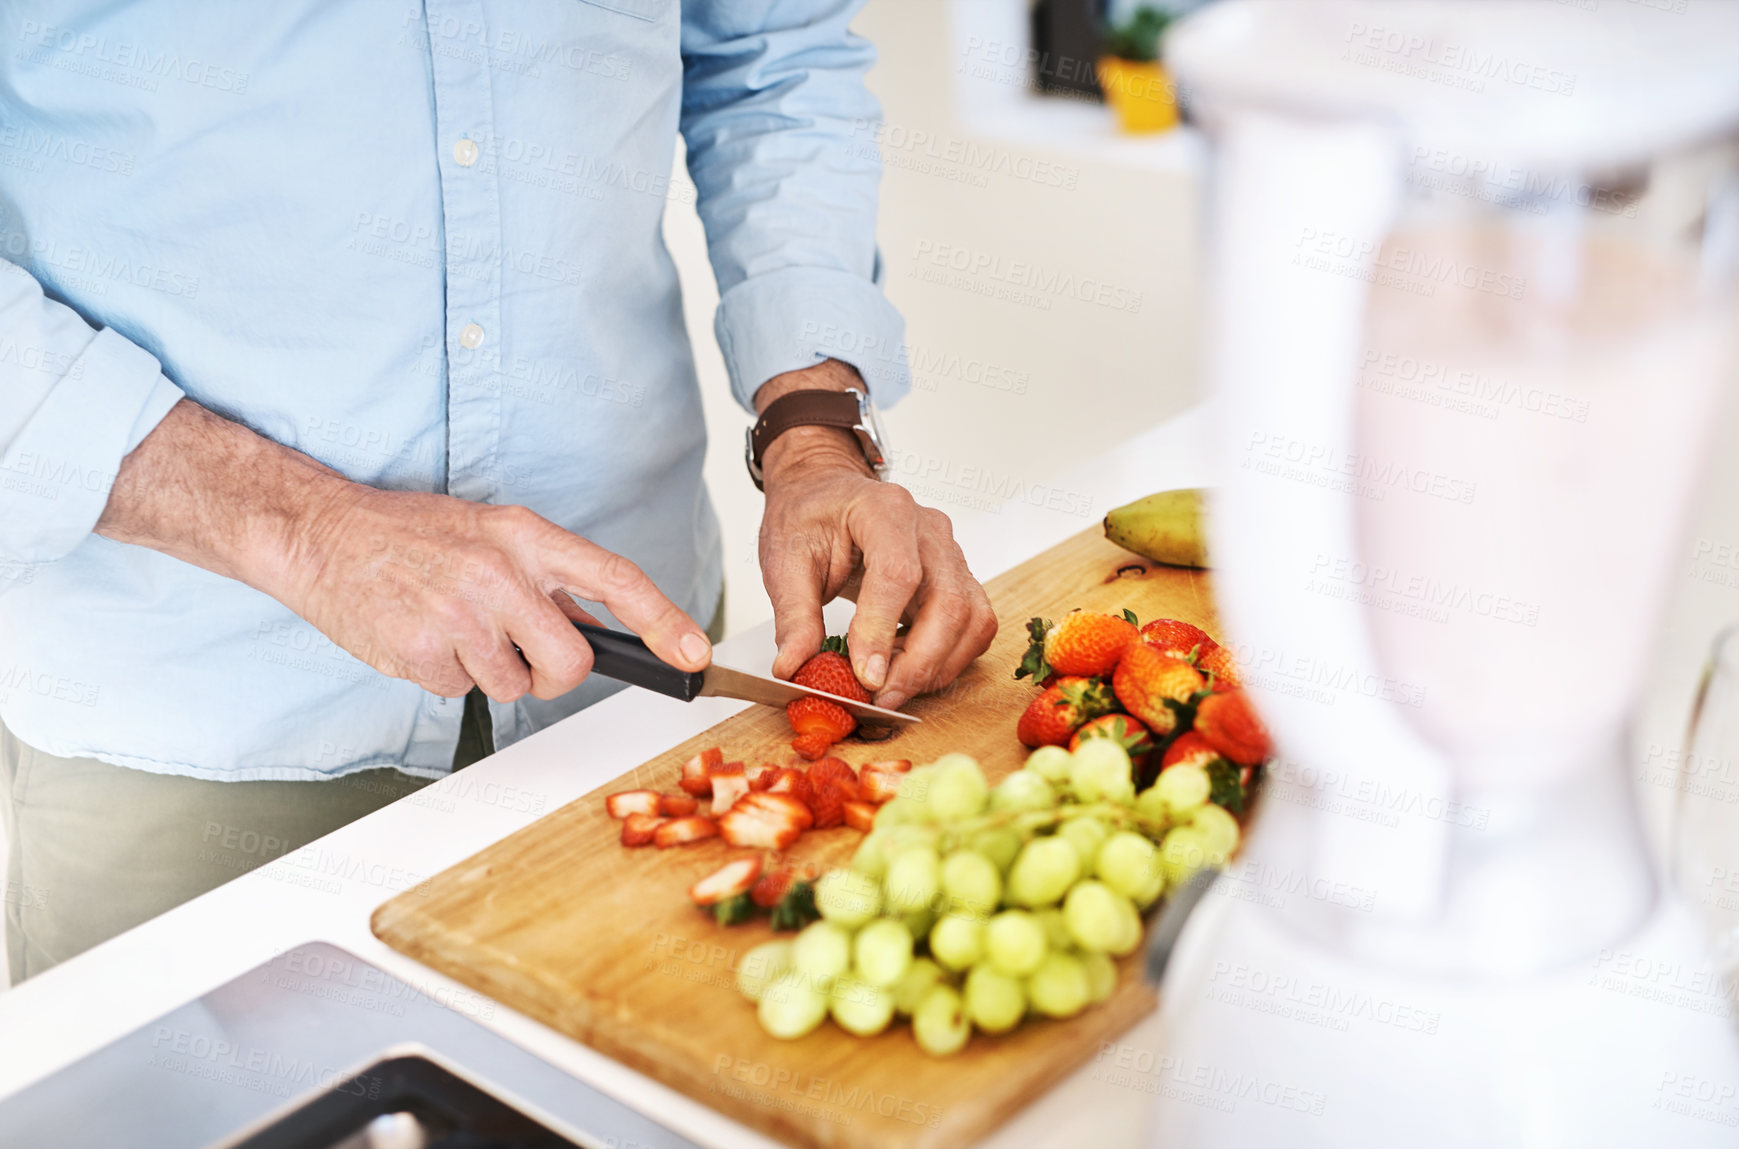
left=0, top=407, right=1215, bottom=1149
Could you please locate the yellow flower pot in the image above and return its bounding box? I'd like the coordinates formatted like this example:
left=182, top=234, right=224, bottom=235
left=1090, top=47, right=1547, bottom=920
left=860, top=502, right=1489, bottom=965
left=1097, top=55, right=1180, bottom=135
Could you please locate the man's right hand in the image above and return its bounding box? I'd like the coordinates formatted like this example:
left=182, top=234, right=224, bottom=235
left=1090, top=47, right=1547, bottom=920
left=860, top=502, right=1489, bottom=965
left=96, top=399, right=711, bottom=701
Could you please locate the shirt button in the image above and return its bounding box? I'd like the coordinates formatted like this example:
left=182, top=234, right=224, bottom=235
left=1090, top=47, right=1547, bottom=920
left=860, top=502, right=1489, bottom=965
left=459, top=323, right=485, bottom=350
left=453, top=137, right=479, bottom=167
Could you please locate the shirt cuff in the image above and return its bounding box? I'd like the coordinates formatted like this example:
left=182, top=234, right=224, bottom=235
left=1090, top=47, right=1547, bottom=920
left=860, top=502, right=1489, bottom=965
left=713, top=263, right=910, bottom=413
left=0, top=328, right=185, bottom=562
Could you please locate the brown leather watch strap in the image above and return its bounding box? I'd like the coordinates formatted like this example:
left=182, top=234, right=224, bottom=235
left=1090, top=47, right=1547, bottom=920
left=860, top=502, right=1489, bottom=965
left=747, top=389, right=869, bottom=490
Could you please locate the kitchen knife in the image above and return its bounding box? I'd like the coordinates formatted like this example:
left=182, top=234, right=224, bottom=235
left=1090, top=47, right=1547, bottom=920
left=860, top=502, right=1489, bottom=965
left=574, top=621, right=920, bottom=726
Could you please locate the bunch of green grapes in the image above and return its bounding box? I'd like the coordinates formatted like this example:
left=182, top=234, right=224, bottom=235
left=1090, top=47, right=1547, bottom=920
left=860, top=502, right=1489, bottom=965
left=738, top=744, right=1242, bottom=1053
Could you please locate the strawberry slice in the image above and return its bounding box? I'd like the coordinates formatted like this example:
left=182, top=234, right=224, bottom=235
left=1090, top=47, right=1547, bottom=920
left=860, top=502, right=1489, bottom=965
left=659, top=793, right=698, bottom=817
left=859, top=765, right=906, bottom=804
left=788, top=696, right=856, bottom=761
left=718, top=793, right=813, bottom=850
left=711, top=773, right=751, bottom=817
left=654, top=816, right=719, bottom=849
left=620, top=812, right=666, bottom=847
left=745, top=762, right=781, bottom=791
left=767, top=767, right=816, bottom=812
left=679, top=747, right=723, bottom=797
left=751, top=866, right=797, bottom=908
left=866, top=759, right=912, bottom=775
left=809, top=779, right=848, bottom=829
left=808, top=758, right=861, bottom=801
left=605, top=790, right=663, bottom=819
left=689, top=857, right=764, bottom=906
left=711, top=760, right=746, bottom=778
left=842, top=801, right=878, bottom=833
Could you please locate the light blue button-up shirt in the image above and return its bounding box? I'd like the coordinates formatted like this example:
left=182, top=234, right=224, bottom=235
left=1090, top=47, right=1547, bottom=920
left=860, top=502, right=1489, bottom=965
left=0, top=0, right=909, bottom=781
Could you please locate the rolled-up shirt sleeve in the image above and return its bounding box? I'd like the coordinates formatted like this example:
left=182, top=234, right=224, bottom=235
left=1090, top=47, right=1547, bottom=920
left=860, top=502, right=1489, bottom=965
left=0, top=259, right=185, bottom=564
left=679, top=0, right=910, bottom=411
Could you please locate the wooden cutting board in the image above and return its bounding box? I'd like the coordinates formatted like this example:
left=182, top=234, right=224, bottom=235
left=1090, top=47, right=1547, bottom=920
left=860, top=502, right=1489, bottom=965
left=372, top=526, right=1221, bottom=1149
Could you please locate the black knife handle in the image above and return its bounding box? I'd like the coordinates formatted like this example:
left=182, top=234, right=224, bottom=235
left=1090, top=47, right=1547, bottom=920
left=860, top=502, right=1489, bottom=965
left=573, top=621, right=706, bottom=702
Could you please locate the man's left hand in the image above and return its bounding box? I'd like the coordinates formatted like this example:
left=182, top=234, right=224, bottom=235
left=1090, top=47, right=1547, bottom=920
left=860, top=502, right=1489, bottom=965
left=756, top=361, right=998, bottom=711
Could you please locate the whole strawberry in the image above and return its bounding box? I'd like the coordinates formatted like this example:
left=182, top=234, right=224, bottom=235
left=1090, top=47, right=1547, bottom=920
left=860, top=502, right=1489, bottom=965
left=1112, top=641, right=1204, bottom=736
left=1138, top=618, right=1212, bottom=661
left=1158, top=730, right=1220, bottom=772
left=1017, top=676, right=1116, bottom=748
left=1195, top=641, right=1242, bottom=691
left=791, top=635, right=871, bottom=703
left=788, top=697, right=855, bottom=760
left=1069, top=713, right=1155, bottom=768
left=1194, top=689, right=1272, bottom=765
left=1017, top=610, right=1137, bottom=681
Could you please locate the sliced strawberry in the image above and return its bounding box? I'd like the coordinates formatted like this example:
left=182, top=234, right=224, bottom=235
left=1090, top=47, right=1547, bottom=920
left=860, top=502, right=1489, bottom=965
left=791, top=732, right=834, bottom=761
left=690, top=856, right=764, bottom=906
left=659, top=793, right=699, bottom=817
left=711, top=759, right=746, bottom=778
left=809, top=758, right=861, bottom=801
left=620, top=812, right=666, bottom=847
left=605, top=790, right=663, bottom=819
left=809, top=779, right=848, bottom=829
left=718, top=793, right=813, bottom=850
left=767, top=767, right=816, bottom=812
left=751, top=866, right=797, bottom=908
left=842, top=801, right=878, bottom=833
left=654, top=816, right=719, bottom=849
left=745, top=762, right=781, bottom=791
left=679, top=747, right=723, bottom=797
left=865, top=759, right=912, bottom=775
left=788, top=696, right=856, bottom=760
left=859, top=766, right=906, bottom=804
left=711, top=773, right=751, bottom=817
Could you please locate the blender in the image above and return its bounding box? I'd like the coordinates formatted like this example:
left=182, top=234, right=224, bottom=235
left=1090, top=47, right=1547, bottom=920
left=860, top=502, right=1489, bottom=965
left=1152, top=1, right=1739, bottom=1143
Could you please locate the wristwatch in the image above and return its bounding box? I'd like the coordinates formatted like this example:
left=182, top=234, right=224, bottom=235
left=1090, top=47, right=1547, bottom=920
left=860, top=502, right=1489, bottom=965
left=745, top=387, right=890, bottom=491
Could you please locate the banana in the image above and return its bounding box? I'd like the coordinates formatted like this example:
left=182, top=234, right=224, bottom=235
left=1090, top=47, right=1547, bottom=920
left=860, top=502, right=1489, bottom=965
left=1103, top=489, right=1210, bottom=568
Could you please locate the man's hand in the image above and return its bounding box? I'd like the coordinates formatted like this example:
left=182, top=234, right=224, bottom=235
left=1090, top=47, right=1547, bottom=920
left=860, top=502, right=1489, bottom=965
left=96, top=399, right=711, bottom=700
left=756, top=361, right=997, bottom=711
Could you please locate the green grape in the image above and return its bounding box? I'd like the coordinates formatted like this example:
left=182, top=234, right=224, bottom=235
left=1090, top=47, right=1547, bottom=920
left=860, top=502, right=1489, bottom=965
left=1057, top=815, right=1112, bottom=871
left=882, top=823, right=938, bottom=857
left=940, top=850, right=1002, bottom=917
left=792, top=920, right=853, bottom=981
left=758, top=971, right=829, bottom=1039
left=1069, top=739, right=1136, bottom=805
left=1097, top=830, right=1165, bottom=907
left=1134, top=782, right=1171, bottom=826
left=1035, top=907, right=1072, bottom=951
left=892, top=956, right=946, bottom=1016
left=1063, top=880, right=1129, bottom=953
left=853, top=918, right=914, bottom=988
left=912, top=985, right=971, bottom=1057
left=885, top=846, right=941, bottom=915
left=963, top=964, right=1027, bottom=1034
left=1191, top=803, right=1241, bottom=863
left=736, top=940, right=794, bottom=1002
left=1155, top=764, right=1211, bottom=817
left=851, top=831, right=890, bottom=879
left=829, top=974, right=896, bottom=1036
left=989, top=769, right=1056, bottom=813
left=929, top=913, right=986, bottom=971
left=1159, top=825, right=1212, bottom=888
left=925, top=755, right=989, bottom=820
left=968, top=827, right=1023, bottom=874
left=1081, top=951, right=1118, bottom=1003
left=902, top=906, right=938, bottom=944
left=1024, top=744, right=1075, bottom=784
left=877, top=793, right=927, bottom=827
left=815, top=869, right=881, bottom=927
left=985, top=910, right=1048, bottom=977
left=1108, top=890, right=1143, bottom=957
left=1006, top=836, right=1081, bottom=907
left=1027, top=952, right=1091, bottom=1018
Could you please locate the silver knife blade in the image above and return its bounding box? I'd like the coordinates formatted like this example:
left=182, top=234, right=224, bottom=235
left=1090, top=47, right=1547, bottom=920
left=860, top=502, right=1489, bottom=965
left=697, top=664, right=920, bottom=726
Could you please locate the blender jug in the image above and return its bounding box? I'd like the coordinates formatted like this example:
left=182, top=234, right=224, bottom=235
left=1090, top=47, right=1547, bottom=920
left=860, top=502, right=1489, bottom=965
left=1152, top=2, right=1739, bottom=1144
